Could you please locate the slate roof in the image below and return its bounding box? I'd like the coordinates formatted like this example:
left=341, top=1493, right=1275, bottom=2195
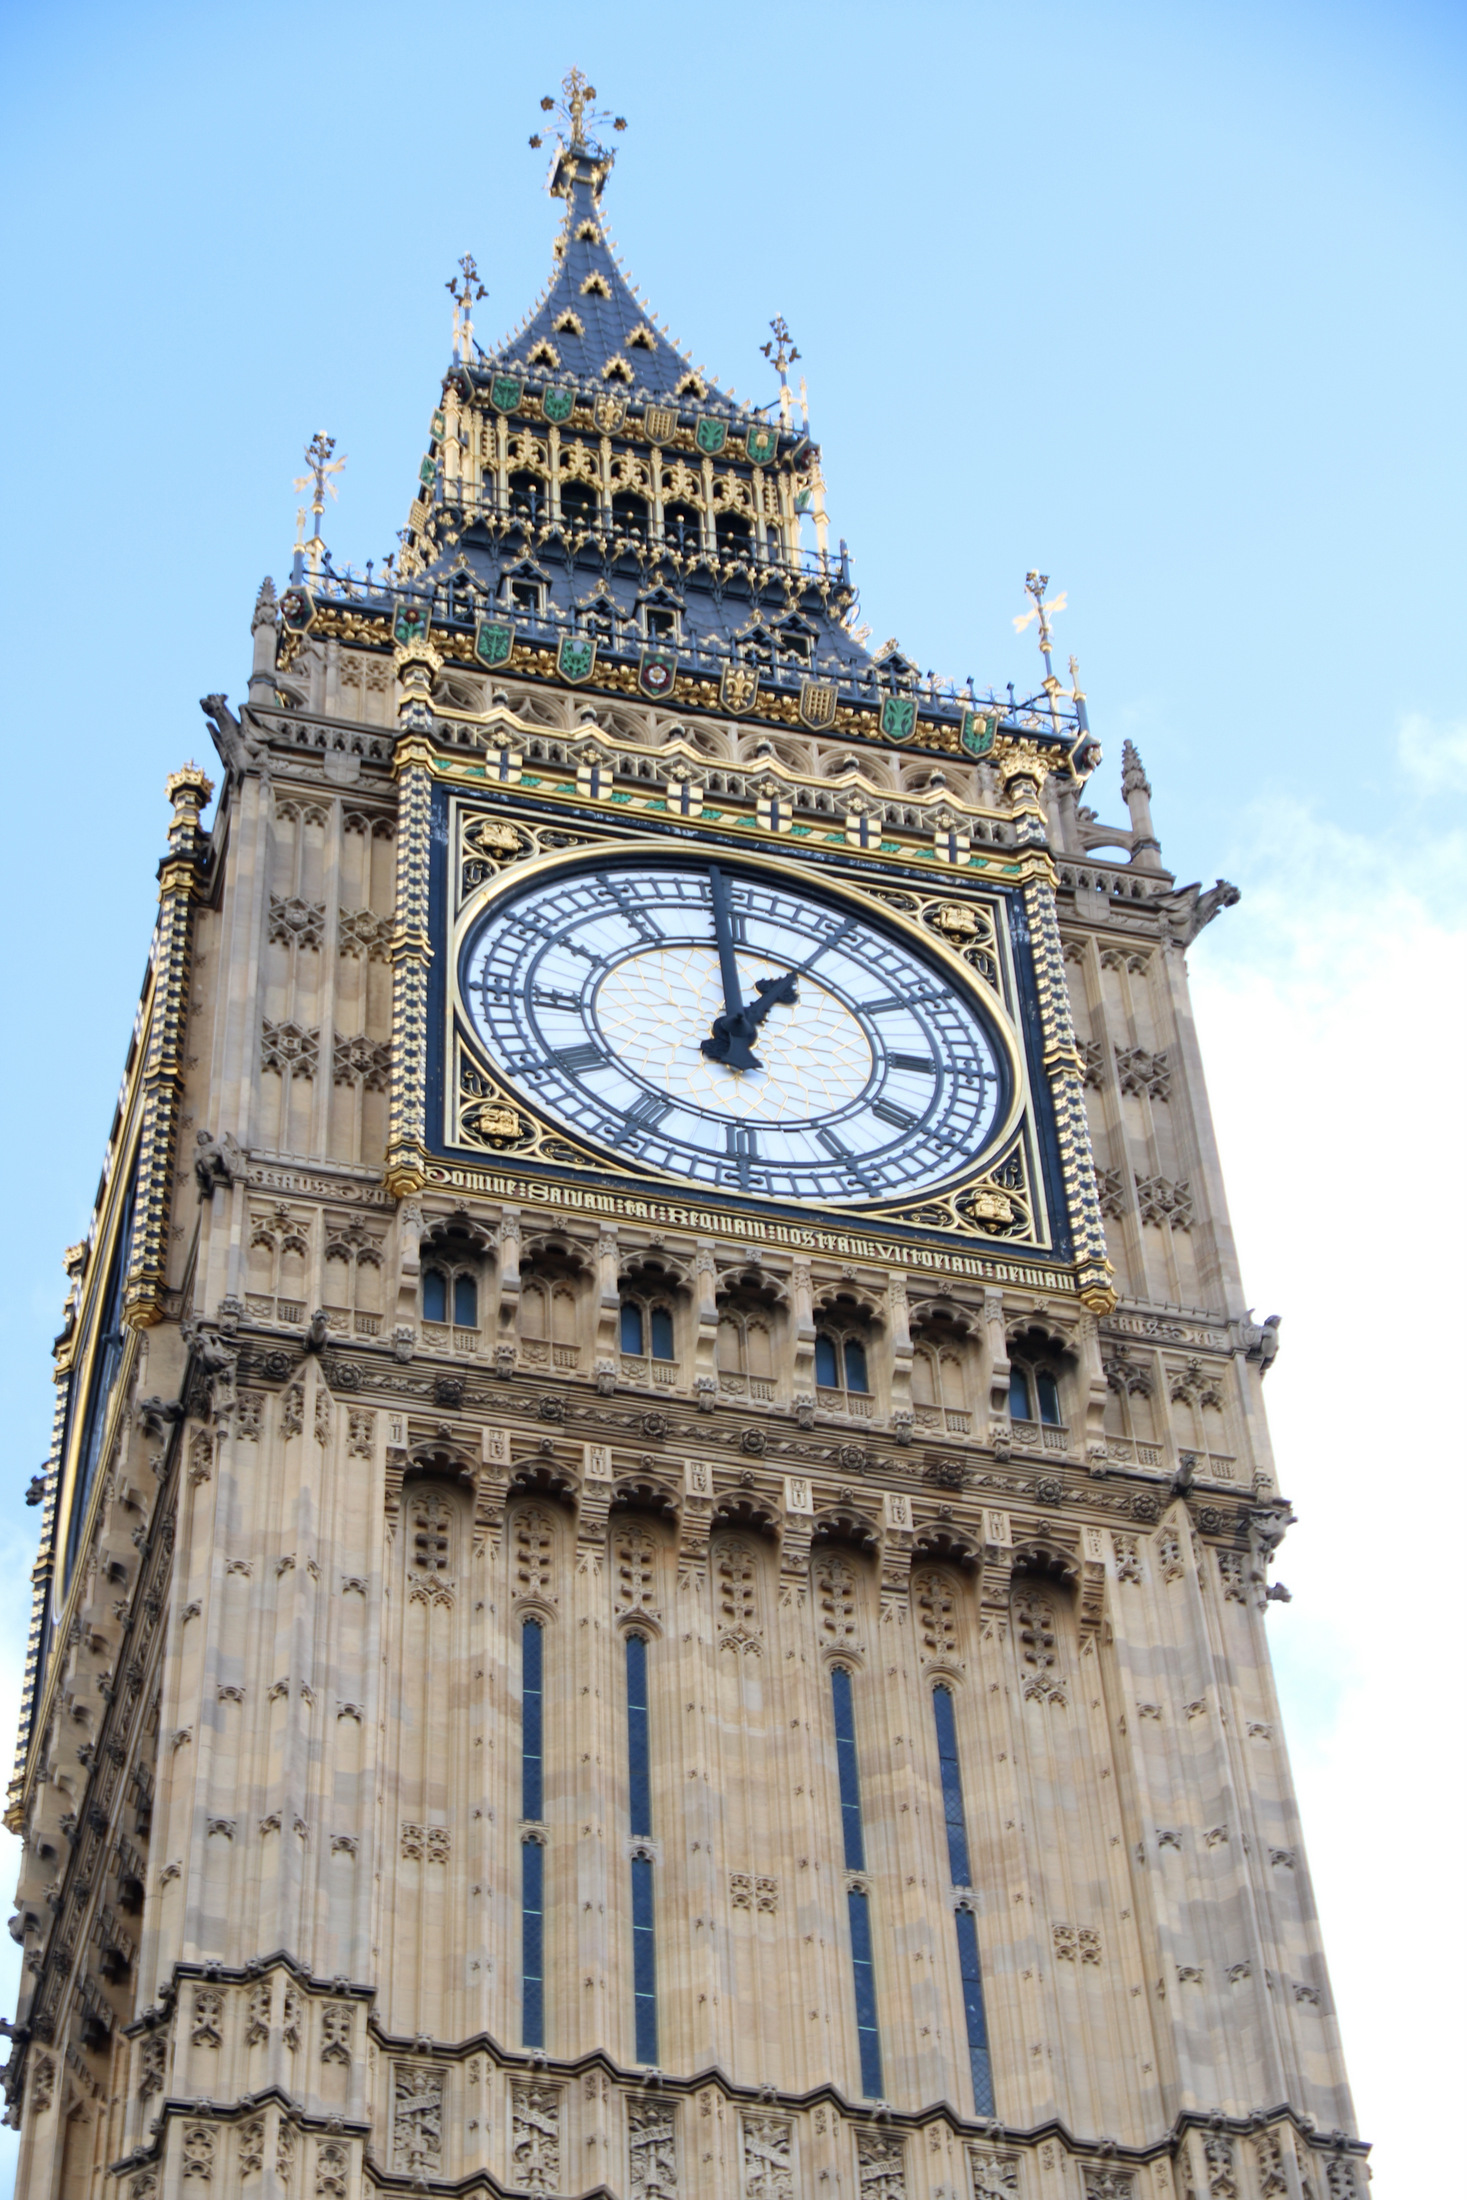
left=487, top=139, right=736, bottom=410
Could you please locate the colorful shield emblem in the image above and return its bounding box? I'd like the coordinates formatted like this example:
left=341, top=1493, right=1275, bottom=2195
left=798, top=679, right=838, bottom=731
left=278, top=588, right=315, bottom=633
left=430, top=408, right=447, bottom=439
left=393, top=601, right=431, bottom=646
left=594, top=394, right=627, bottom=433
left=558, top=635, right=597, bottom=684
left=720, top=663, right=758, bottom=714
left=644, top=404, right=677, bottom=444
left=695, top=416, right=728, bottom=456
left=474, top=620, right=515, bottom=670
left=960, top=709, right=998, bottom=758
left=541, top=387, right=574, bottom=425
left=638, top=647, right=678, bottom=699
left=418, top=455, right=437, bottom=487
left=490, top=374, right=523, bottom=414
left=745, top=423, right=777, bottom=465
left=880, top=696, right=918, bottom=743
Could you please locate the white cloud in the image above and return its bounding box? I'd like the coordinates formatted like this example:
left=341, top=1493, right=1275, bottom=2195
left=1398, top=709, right=1467, bottom=792
left=1189, top=797, right=1467, bottom=2196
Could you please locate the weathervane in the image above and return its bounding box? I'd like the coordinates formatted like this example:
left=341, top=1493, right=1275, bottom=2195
left=1014, top=570, right=1068, bottom=729
left=761, top=316, right=801, bottom=429
left=529, top=67, right=627, bottom=151
left=446, top=253, right=486, bottom=363
left=292, top=432, right=346, bottom=582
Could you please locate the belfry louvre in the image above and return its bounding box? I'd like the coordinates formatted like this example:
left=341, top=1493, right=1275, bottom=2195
left=6, top=70, right=1364, bottom=2200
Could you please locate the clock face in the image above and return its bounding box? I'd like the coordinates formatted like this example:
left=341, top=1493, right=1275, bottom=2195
left=457, top=857, right=1013, bottom=1204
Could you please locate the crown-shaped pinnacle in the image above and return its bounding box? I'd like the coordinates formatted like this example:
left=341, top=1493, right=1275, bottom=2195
left=529, top=67, right=628, bottom=151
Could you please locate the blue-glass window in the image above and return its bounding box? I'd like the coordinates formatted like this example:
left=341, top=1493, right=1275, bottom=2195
left=931, top=1686, right=972, bottom=1887
left=522, top=1619, right=543, bottom=1821
left=649, top=1306, right=675, bottom=1361
left=631, top=1852, right=658, bottom=2064
left=848, top=1888, right=884, bottom=2098
left=843, top=1338, right=869, bottom=1394
left=453, top=1272, right=478, bottom=1327
left=620, top=1301, right=645, bottom=1354
left=422, top=1268, right=447, bottom=1323
left=831, top=1665, right=865, bottom=1871
left=815, top=1333, right=839, bottom=1387
left=955, top=1906, right=994, bottom=2114
left=626, top=1633, right=658, bottom=2062
left=1036, top=1369, right=1061, bottom=1426
left=1008, top=1367, right=1032, bottom=1422
left=522, top=1839, right=544, bottom=2048
left=626, top=1633, right=652, bottom=1838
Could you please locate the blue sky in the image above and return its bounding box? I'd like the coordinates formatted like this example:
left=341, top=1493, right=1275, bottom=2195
left=1, top=3, right=1463, bottom=2190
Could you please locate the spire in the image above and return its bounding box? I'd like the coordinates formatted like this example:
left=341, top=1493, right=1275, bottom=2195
left=1120, top=739, right=1163, bottom=870
left=488, top=72, right=732, bottom=406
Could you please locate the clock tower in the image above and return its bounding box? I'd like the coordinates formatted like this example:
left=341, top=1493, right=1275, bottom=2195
left=6, top=73, right=1366, bottom=2200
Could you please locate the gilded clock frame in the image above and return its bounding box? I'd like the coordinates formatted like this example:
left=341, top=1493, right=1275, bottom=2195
left=436, top=805, right=1057, bottom=1251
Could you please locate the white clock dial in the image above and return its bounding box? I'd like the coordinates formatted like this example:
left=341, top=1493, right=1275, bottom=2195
left=458, top=858, right=1011, bottom=1203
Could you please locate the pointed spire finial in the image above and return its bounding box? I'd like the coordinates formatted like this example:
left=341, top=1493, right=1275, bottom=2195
left=446, top=253, right=487, bottom=362
left=1014, top=572, right=1068, bottom=731
left=761, top=315, right=801, bottom=429
left=529, top=67, right=627, bottom=151
left=292, top=433, right=346, bottom=581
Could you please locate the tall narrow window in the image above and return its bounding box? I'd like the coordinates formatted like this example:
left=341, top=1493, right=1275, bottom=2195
left=930, top=1686, right=994, bottom=2114
left=620, top=1301, right=645, bottom=1354
left=521, top=1619, right=545, bottom=2048
left=932, top=1686, right=971, bottom=1885
left=453, top=1272, right=478, bottom=1327
left=626, top=1633, right=658, bottom=2063
left=649, top=1306, right=675, bottom=1361
left=1008, top=1366, right=1032, bottom=1422
left=422, top=1268, right=447, bottom=1323
left=830, top=1665, right=883, bottom=2097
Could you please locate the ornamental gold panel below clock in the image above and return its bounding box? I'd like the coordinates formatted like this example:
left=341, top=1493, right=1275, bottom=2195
left=452, top=850, right=1024, bottom=1205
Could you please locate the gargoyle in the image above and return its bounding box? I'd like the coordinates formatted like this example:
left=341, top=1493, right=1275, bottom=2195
left=1153, top=878, right=1241, bottom=947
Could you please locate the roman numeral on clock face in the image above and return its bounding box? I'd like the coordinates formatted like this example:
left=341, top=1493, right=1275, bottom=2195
left=552, top=1043, right=603, bottom=1072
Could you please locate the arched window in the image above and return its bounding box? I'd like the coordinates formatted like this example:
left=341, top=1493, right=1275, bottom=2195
left=1008, top=1333, right=1066, bottom=1432
left=558, top=479, right=599, bottom=528
left=715, top=511, right=753, bottom=557
left=422, top=1268, right=448, bottom=1324
left=816, top=1326, right=870, bottom=1399
left=649, top=1306, right=674, bottom=1362
left=620, top=1302, right=644, bottom=1355
left=453, top=1273, right=478, bottom=1328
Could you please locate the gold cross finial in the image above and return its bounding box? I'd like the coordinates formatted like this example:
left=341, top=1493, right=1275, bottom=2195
left=529, top=67, right=627, bottom=151
left=292, top=433, right=346, bottom=580
left=446, top=254, right=487, bottom=361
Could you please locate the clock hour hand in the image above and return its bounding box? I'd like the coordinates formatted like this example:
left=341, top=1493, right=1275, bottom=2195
left=700, top=866, right=799, bottom=1070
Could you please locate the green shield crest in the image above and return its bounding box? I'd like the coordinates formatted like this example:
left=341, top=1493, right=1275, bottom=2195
left=695, top=416, right=727, bottom=456
left=474, top=620, right=515, bottom=670
left=558, top=635, right=597, bottom=684
left=393, top=601, right=431, bottom=646
left=960, top=709, right=997, bottom=758
left=430, top=408, right=446, bottom=438
left=541, top=387, right=574, bottom=425
left=490, top=373, right=523, bottom=414
left=745, top=424, right=777, bottom=465
left=880, top=696, right=918, bottom=743
left=418, top=455, right=437, bottom=487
